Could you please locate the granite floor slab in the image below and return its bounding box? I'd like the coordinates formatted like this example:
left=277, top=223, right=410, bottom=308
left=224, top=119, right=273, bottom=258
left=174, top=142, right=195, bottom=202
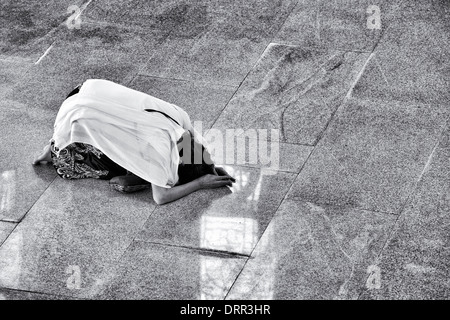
left=82, top=0, right=212, bottom=35
left=218, top=137, right=313, bottom=174
left=0, top=178, right=155, bottom=298
left=0, top=0, right=87, bottom=60
left=226, top=199, right=397, bottom=300
left=360, top=127, right=450, bottom=300
left=136, top=165, right=297, bottom=256
left=211, top=43, right=370, bottom=145
left=274, top=0, right=387, bottom=51
left=6, top=22, right=166, bottom=113
left=141, top=33, right=270, bottom=87
left=97, top=241, right=247, bottom=300
left=0, top=222, right=15, bottom=246
left=0, top=106, right=57, bottom=222
left=287, top=98, right=448, bottom=214
left=128, top=75, right=236, bottom=129
left=352, top=17, right=450, bottom=105
left=140, top=0, right=297, bottom=86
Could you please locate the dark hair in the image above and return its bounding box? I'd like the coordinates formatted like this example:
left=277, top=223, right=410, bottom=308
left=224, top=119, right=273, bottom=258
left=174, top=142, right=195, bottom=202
left=177, top=133, right=215, bottom=185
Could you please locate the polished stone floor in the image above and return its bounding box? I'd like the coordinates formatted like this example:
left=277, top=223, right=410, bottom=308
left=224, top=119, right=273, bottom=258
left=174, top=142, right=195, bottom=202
left=0, top=0, right=448, bottom=300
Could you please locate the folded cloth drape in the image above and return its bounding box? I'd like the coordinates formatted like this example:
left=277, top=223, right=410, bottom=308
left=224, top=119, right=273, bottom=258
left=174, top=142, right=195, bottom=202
left=51, top=79, right=192, bottom=188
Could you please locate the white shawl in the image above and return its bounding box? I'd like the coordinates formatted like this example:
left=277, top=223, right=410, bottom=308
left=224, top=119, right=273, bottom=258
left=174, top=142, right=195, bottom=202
left=51, top=79, right=192, bottom=188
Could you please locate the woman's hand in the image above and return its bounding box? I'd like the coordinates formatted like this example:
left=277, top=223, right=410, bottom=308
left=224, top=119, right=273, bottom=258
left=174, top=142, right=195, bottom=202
left=197, top=174, right=234, bottom=189
left=214, top=167, right=236, bottom=182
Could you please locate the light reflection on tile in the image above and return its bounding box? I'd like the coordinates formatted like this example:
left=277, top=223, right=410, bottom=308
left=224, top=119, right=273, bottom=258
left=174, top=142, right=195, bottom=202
left=226, top=199, right=397, bottom=300
left=208, top=136, right=313, bottom=173
left=0, top=171, right=16, bottom=216
left=0, top=222, right=15, bottom=246
left=0, top=105, right=57, bottom=222
left=136, top=166, right=296, bottom=255
left=200, top=216, right=258, bottom=256
left=98, top=241, right=246, bottom=300
left=0, top=178, right=155, bottom=298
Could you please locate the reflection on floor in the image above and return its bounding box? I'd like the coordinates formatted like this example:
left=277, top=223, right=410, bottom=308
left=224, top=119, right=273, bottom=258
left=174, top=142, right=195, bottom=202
left=0, top=0, right=449, bottom=300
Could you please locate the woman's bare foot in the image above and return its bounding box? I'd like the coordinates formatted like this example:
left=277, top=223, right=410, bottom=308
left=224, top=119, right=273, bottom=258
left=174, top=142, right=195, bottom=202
left=109, top=174, right=151, bottom=193
left=32, top=144, right=52, bottom=165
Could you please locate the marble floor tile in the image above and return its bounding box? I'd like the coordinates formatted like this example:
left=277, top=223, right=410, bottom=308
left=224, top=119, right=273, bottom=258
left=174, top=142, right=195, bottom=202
left=6, top=23, right=166, bottom=112
left=360, top=127, right=450, bottom=300
left=274, top=0, right=387, bottom=51
left=352, top=17, right=449, bottom=105
left=212, top=43, right=370, bottom=145
left=0, top=178, right=155, bottom=298
left=97, top=241, right=246, bottom=300
left=208, top=136, right=314, bottom=174
left=226, top=199, right=397, bottom=300
left=140, top=1, right=297, bottom=86
left=136, top=166, right=296, bottom=255
left=128, top=76, right=236, bottom=130
left=0, top=0, right=87, bottom=60
left=387, top=0, right=449, bottom=24
left=0, top=222, right=16, bottom=245
left=141, top=33, right=270, bottom=87
left=287, top=98, right=448, bottom=214
left=0, top=106, right=57, bottom=222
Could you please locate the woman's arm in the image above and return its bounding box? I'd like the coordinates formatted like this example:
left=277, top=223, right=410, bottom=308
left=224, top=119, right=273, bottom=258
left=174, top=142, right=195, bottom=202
left=152, top=174, right=234, bottom=205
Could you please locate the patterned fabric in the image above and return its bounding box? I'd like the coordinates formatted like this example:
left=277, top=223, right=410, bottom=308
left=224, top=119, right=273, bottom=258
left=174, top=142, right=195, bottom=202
left=50, top=142, right=126, bottom=180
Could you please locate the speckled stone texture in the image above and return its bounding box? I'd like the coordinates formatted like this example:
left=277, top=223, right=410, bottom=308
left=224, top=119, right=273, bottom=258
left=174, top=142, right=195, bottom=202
left=226, top=200, right=397, bottom=300
left=360, top=127, right=450, bottom=300
left=97, top=241, right=247, bottom=300
left=135, top=166, right=297, bottom=255
left=0, top=222, right=15, bottom=245
left=0, top=178, right=155, bottom=298
left=0, top=0, right=449, bottom=300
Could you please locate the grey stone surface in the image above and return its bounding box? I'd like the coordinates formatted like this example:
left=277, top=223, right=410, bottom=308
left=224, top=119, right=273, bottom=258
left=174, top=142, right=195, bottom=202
left=0, top=61, right=58, bottom=222
left=0, top=222, right=15, bottom=245
left=287, top=98, right=448, bottom=214
left=0, top=178, right=155, bottom=298
left=1, top=0, right=448, bottom=300
left=211, top=43, right=370, bottom=145
left=139, top=0, right=297, bottom=86
left=0, top=288, right=73, bottom=300
left=6, top=23, right=166, bottom=112
left=226, top=199, right=396, bottom=300
left=128, top=75, right=236, bottom=129
left=136, top=166, right=296, bottom=255
left=0, top=0, right=87, bottom=60
left=360, top=127, right=450, bottom=300
left=352, top=11, right=450, bottom=105
left=97, top=241, right=246, bottom=300
left=0, top=105, right=57, bottom=222
left=274, top=0, right=386, bottom=51
left=141, top=33, right=268, bottom=87
left=224, top=137, right=314, bottom=174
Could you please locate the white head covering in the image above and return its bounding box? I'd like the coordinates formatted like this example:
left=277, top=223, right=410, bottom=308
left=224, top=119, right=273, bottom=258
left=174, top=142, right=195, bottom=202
left=52, top=79, right=192, bottom=188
